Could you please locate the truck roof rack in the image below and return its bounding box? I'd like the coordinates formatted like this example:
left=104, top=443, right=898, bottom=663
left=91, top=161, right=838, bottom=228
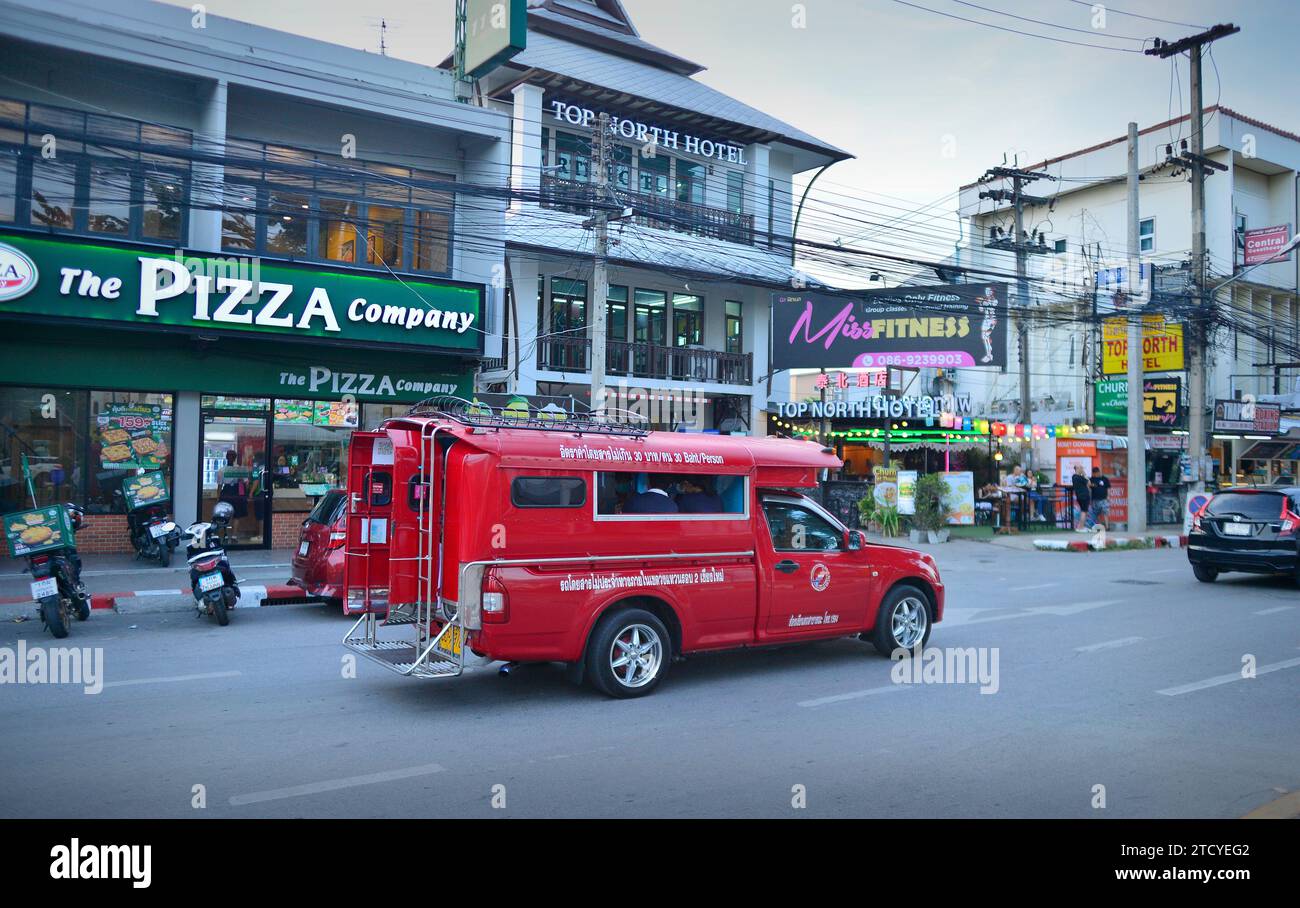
left=405, top=396, right=652, bottom=438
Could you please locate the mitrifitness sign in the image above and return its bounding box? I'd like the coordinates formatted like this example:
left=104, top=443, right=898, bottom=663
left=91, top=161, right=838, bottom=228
left=772, top=284, right=1009, bottom=370
left=0, top=232, right=483, bottom=355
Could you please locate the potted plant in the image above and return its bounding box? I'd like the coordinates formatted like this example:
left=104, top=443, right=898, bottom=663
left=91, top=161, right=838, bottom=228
left=913, top=472, right=950, bottom=544
left=876, top=504, right=901, bottom=538
left=857, top=493, right=877, bottom=532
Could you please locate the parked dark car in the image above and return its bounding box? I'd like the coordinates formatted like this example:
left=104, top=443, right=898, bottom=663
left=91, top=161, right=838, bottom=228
left=289, top=490, right=347, bottom=607
left=1187, top=486, right=1300, bottom=583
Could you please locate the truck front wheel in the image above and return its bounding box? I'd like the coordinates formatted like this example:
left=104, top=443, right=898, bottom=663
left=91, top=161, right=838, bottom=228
left=586, top=608, right=671, bottom=699
left=868, top=584, right=932, bottom=657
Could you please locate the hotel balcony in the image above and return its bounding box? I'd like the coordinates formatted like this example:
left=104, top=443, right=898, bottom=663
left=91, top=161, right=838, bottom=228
left=539, top=175, right=756, bottom=246
left=538, top=335, right=753, bottom=386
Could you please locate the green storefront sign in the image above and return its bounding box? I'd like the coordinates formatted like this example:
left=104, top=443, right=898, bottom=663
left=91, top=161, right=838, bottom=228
left=1094, top=378, right=1183, bottom=428
left=0, top=231, right=484, bottom=355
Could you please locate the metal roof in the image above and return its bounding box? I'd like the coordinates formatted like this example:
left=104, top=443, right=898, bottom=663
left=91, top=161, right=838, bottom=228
left=508, top=30, right=851, bottom=162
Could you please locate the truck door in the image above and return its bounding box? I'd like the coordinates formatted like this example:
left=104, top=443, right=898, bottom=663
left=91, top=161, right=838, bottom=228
left=757, top=496, right=873, bottom=639
left=343, top=432, right=394, bottom=615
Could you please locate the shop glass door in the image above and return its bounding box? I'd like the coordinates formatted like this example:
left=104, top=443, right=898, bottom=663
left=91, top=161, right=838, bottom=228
left=200, top=397, right=272, bottom=549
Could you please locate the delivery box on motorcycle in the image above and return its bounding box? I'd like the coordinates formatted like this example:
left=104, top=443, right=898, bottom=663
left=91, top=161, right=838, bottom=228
left=3, top=505, right=76, bottom=558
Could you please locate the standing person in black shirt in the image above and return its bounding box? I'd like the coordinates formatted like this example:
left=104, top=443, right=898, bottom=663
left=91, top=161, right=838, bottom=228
left=1088, top=467, right=1111, bottom=530
left=1070, top=464, right=1091, bottom=531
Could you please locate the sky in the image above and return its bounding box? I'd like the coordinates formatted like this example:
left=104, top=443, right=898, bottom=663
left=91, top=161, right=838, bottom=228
left=157, top=0, right=1297, bottom=271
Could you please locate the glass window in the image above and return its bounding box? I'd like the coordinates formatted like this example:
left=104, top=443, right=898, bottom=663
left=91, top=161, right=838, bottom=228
left=0, top=387, right=88, bottom=517
left=1205, top=491, right=1286, bottom=519
left=88, top=164, right=131, bottom=236
left=634, top=289, right=667, bottom=346
left=1139, top=217, right=1155, bottom=253
left=365, top=163, right=411, bottom=203
left=30, top=158, right=78, bottom=229
left=307, top=489, right=347, bottom=525
left=676, top=160, right=706, bottom=205
left=607, top=285, right=628, bottom=342
left=28, top=104, right=84, bottom=154
left=0, top=99, right=25, bottom=145
left=727, top=171, right=745, bottom=215
left=548, top=277, right=588, bottom=369
left=612, top=144, right=633, bottom=192
left=725, top=300, right=743, bottom=354
left=267, top=190, right=309, bottom=257
left=366, top=204, right=404, bottom=269
left=87, top=392, right=174, bottom=514
left=263, top=144, right=313, bottom=189
left=319, top=198, right=360, bottom=264
left=556, top=132, right=591, bottom=183
left=510, top=476, right=587, bottom=508
left=0, top=153, right=17, bottom=222
left=411, top=170, right=455, bottom=209
left=638, top=152, right=669, bottom=196
left=672, top=293, right=703, bottom=347
left=270, top=409, right=354, bottom=501
left=221, top=184, right=259, bottom=251
left=595, top=473, right=746, bottom=517
left=762, top=500, right=843, bottom=552
left=414, top=209, right=451, bottom=274
left=142, top=168, right=185, bottom=242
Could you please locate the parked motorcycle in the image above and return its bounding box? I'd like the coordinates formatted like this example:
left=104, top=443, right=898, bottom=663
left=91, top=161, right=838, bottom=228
left=183, top=501, right=239, bottom=626
left=114, top=473, right=180, bottom=567
left=21, top=504, right=91, bottom=638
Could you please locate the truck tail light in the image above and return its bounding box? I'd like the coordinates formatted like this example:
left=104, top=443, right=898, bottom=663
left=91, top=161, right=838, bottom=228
left=482, top=574, right=508, bottom=624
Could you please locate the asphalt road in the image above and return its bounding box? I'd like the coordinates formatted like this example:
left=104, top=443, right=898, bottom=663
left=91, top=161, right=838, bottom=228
left=0, top=541, right=1295, bottom=818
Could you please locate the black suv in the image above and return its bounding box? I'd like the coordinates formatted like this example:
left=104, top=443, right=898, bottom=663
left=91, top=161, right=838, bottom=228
left=1187, top=486, right=1300, bottom=583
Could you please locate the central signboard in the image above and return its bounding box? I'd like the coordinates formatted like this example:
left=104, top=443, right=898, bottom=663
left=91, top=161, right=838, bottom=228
left=772, top=284, right=1009, bottom=371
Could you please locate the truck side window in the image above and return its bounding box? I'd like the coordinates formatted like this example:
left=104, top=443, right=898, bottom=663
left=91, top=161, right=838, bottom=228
left=762, top=501, right=842, bottom=552
left=511, top=476, right=587, bottom=508
left=407, top=472, right=430, bottom=511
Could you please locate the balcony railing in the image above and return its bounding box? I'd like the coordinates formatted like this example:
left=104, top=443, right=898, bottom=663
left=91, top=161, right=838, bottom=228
left=539, top=175, right=756, bottom=246
left=538, top=336, right=752, bottom=386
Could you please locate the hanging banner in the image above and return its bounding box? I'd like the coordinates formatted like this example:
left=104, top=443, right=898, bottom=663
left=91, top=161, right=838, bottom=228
left=772, top=284, right=1009, bottom=370
left=1101, top=316, right=1184, bottom=374
left=1242, top=224, right=1292, bottom=266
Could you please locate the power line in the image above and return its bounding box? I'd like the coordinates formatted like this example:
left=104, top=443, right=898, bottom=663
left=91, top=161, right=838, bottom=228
left=888, top=0, right=1145, bottom=52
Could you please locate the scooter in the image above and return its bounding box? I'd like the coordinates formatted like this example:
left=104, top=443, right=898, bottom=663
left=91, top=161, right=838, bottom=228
left=117, top=488, right=180, bottom=567
left=183, top=501, right=239, bottom=626
left=24, top=504, right=90, bottom=638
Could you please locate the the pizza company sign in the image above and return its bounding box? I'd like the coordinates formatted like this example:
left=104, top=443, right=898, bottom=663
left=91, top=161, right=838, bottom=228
left=0, top=236, right=483, bottom=353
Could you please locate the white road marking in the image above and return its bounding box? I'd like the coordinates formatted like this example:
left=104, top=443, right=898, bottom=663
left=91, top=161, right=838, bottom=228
left=945, top=599, right=1124, bottom=627
left=1032, top=599, right=1124, bottom=616
left=1158, top=657, right=1300, bottom=697
left=229, top=763, right=447, bottom=806
left=1009, top=582, right=1059, bottom=592
left=798, top=684, right=907, bottom=708
left=1254, top=606, right=1295, bottom=616
left=1075, top=636, right=1145, bottom=653
left=103, top=671, right=242, bottom=689
left=1148, top=568, right=1183, bottom=575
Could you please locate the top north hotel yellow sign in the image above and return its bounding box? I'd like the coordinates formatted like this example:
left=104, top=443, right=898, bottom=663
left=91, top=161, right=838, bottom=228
left=1102, top=316, right=1185, bottom=374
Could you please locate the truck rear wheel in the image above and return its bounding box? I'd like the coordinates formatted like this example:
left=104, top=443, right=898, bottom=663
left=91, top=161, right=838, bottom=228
left=586, top=608, right=671, bottom=699
left=869, top=584, right=932, bottom=657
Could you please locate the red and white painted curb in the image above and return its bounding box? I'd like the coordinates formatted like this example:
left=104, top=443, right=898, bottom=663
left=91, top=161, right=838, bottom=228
left=1033, top=535, right=1187, bottom=552
left=1, top=583, right=302, bottom=611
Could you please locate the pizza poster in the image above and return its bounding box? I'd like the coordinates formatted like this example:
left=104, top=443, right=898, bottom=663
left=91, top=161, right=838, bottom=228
left=98, top=402, right=171, bottom=470
left=122, top=470, right=171, bottom=511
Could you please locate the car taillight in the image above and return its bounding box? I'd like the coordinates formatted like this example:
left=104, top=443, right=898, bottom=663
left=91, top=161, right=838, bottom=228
left=194, top=557, right=221, bottom=573
left=328, top=529, right=346, bottom=549
left=482, top=573, right=508, bottom=624
left=1191, top=500, right=1211, bottom=533
left=1280, top=502, right=1300, bottom=536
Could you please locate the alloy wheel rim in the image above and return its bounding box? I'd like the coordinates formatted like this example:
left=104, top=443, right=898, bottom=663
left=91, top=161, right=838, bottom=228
left=609, top=623, right=662, bottom=688
left=891, top=597, right=928, bottom=649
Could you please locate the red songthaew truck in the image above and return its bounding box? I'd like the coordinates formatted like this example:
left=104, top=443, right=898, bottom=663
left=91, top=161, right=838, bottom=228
left=342, top=402, right=943, bottom=698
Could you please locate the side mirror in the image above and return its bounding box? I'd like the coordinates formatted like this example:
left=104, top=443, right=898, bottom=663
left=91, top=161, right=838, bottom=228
left=847, top=529, right=865, bottom=551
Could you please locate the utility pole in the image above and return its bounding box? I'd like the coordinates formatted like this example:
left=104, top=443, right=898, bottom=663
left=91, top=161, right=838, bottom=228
left=1147, top=24, right=1239, bottom=495
left=978, top=165, right=1056, bottom=467
left=1125, top=122, right=1147, bottom=533
left=589, top=113, right=611, bottom=418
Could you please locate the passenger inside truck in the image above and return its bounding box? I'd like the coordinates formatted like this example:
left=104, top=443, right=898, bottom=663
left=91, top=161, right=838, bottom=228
left=595, top=472, right=746, bottom=517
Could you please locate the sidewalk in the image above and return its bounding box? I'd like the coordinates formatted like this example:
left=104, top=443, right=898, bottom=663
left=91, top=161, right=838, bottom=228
left=861, top=526, right=1187, bottom=553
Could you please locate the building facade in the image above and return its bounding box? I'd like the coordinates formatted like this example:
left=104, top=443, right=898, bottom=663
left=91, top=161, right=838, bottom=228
left=951, top=107, right=1300, bottom=496
left=468, top=0, right=851, bottom=434
left=0, top=0, right=508, bottom=549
